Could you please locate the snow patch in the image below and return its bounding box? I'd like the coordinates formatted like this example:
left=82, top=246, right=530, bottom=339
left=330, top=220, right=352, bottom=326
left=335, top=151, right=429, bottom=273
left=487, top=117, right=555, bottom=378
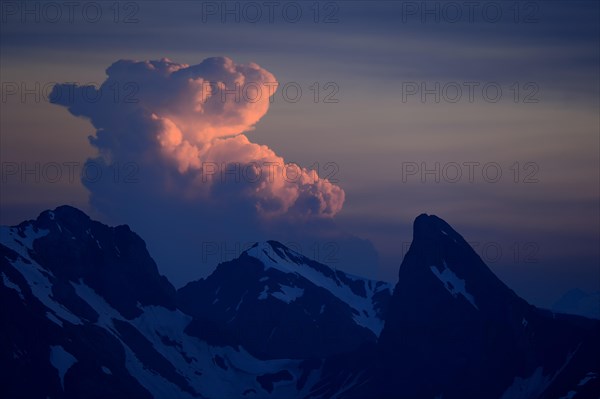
left=86, top=229, right=102, bottom=249
left=1, top=272, right=24, bottom=300
left=49, top=345, right=77, bottom=389
left=235, top=291, right=247, bottom=311
left=559, top=391, right=576, bottom=399
left=46, top=312, right=64, bottom=327
left=247, top=242, right=392, bottom=336
left=72, top=280, right=122, bottom=329
left=271, top=285, right=304, bottom=304
left=121, top=335, right=197, bottom=399
left=503, top=349, right=582, bottom=399
left=255, top=283, right=305, bottom=304
left=578, top=372, right=598, bottom=386
left=559, top=372, right=600, bottom=398
left=430, top=261, right=478, bottom=310
left=131, top=305, right=311, bottom=398
left=258, top=285, right=269, bottom=300
left=500, top=367, right=551, bottom=399
left=70, top=284, right=199, bottom=399
left=0, top=226, right=83, bottom=325
left=0, top=224, right=49, bottom=259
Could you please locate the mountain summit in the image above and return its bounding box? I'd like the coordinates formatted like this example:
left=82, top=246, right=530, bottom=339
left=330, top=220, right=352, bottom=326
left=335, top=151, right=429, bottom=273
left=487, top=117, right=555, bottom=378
left=1, top=207, right=598, bottom=398
left=178, top=240, right=392, bottom=360
left=374, top=214, right=600, bottom=399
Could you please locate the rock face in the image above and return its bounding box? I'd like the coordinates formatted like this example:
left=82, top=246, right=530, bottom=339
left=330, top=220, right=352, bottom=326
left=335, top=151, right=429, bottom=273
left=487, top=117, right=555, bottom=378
left=0, top=206, right=176, bottom=399
left=0, top=207, right=314, bottom=398
left=177, top=241, right=392, bottom=360
left=1, top=207, right=598, bottom=399
left=375, top=214, right=600, bottom=399
left=24, top=206, right=177, bottom=318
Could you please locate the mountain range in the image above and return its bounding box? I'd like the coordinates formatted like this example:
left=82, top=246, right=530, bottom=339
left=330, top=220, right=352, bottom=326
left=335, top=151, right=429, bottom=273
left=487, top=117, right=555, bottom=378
left=1, top=206, right=598, bottom=398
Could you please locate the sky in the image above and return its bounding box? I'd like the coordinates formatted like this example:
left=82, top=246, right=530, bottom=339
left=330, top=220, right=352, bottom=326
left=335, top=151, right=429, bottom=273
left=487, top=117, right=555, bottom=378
left=1, top=0, right=598, bottom=307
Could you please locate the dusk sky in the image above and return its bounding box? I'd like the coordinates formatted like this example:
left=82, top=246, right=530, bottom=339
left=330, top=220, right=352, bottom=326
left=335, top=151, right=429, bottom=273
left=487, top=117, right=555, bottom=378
left=1, top=1, right=598, bottom=307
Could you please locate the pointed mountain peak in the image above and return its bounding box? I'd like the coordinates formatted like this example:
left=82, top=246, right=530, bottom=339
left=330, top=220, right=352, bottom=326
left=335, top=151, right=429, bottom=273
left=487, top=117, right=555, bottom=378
left=402, top=214, right=472, bottom=279
left=395, top=214, right=521, bottom=315
left=244, top=240, right=309, bottom=268
left=413, top=213, right=465, bottom=246
left=377, top=214, right=600, bottom=398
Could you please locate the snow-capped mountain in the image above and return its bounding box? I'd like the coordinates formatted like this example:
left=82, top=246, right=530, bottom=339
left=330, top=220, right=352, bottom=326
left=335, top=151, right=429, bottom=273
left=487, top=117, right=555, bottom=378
left=0, top=206, right=352, bottom=398
left=178, top=241, right=392, bottom=360
left=1, top=207, right=598, bottom=399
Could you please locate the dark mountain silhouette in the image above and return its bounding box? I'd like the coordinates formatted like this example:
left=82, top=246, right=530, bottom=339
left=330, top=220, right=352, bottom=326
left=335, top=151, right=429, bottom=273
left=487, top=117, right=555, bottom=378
left=373, top=214, right=600, bottom=399
left=1, top=207, right=598, bottom=398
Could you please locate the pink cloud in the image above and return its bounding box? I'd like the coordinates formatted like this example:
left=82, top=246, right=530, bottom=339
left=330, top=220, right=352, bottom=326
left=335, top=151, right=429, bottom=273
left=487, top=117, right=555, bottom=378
left=51, top=56, right=344, bottom=219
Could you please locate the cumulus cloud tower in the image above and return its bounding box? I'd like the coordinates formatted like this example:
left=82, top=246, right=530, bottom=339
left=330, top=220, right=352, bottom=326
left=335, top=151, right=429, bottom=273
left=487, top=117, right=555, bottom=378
left=51, top=56, right=345, bottom=219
